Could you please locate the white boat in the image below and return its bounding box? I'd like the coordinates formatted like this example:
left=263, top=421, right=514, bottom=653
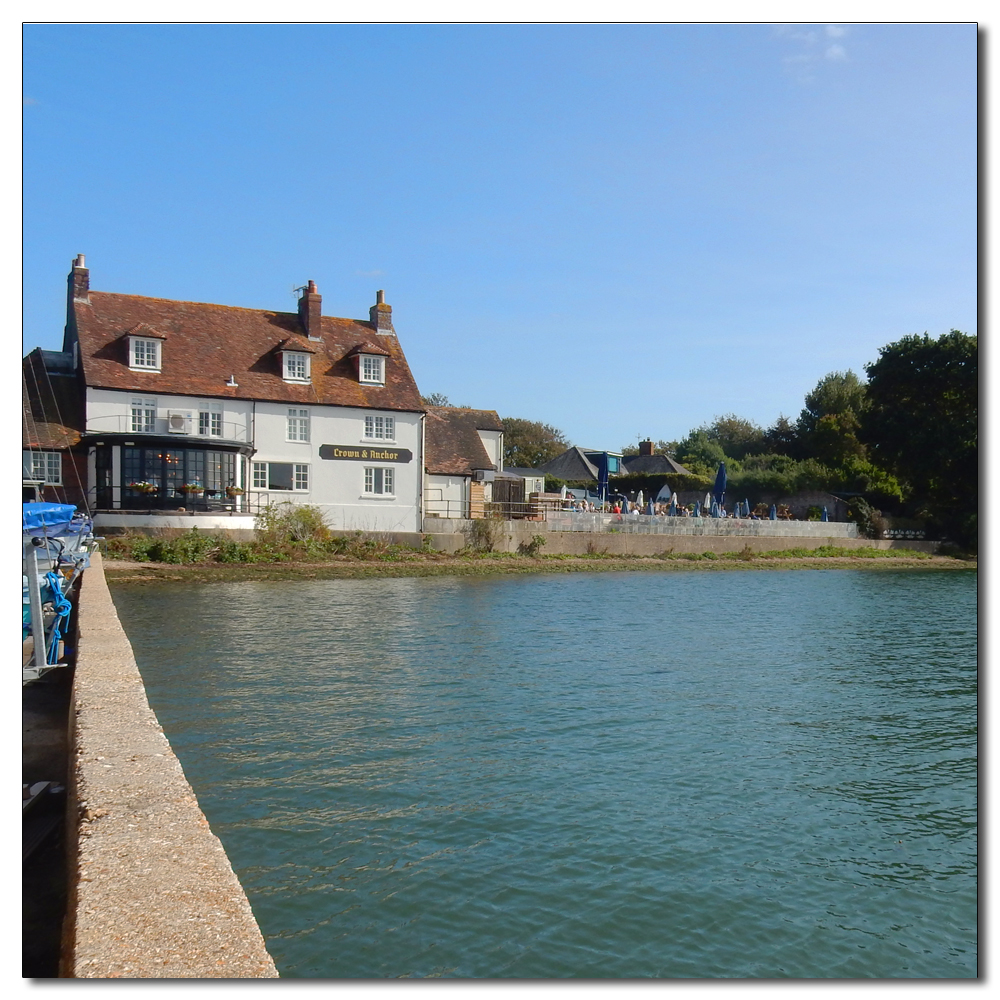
left=22, top=503, right=95, bottom=684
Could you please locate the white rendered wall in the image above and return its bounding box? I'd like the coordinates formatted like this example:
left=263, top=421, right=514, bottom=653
left=85, top=388, right=422, bottom=532
left=424, top=474, right=468, bottom=519
left=86, top=387, right=251, bottom=442
left=251, top=401, right=422, bottom=532
left=477, top=429, right=502, bottom=470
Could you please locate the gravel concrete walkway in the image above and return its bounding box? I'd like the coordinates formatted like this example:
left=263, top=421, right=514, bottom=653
left=61, top=553, right=278, bottom=978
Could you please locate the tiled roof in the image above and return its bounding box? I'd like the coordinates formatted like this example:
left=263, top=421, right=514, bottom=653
left=276, top=334, right=318, bottom=354
left=346, top=340, right=392, bottom=357
left=621, top=454, right=692, bottom=475
left=22, top=350, right=84, bottom=450
left=74, top=291, right=424, bottom=411
left=424, top=407, right=501, bottom=476
left=539, top=447, right=600, bottom=480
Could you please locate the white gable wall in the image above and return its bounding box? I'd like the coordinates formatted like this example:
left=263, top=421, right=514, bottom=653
left=477, top=429, right=502, bottom=470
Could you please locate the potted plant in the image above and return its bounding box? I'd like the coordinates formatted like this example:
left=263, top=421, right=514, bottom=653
left=128, top=481, right=159, bottom=494
left=180, top=482, right=205, bottom=495
left=225, top=486, right=245, bottom=497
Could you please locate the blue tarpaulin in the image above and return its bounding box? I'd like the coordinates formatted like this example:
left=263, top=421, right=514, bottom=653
left=23, top=502, right=78, bottom=535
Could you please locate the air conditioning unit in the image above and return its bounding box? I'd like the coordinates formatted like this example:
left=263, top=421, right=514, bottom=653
left=472, top=469, right=495, bottom=483
left=166, top=411, right=191, bottom=434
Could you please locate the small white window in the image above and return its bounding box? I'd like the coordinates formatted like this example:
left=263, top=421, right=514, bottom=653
left=24, top=451, right=62, bottom=484
left=360, top=355, right=385, bottom=385
left=199, top=402, right=223, bottom=437
left=287, top=408, right=310, bottom=442
left=364, top=466, right=394, bottom=495
left=130, top=397, right=156, bottom=433
left=283, top=352, right=310, bottom=381
left=364, top=414, right=394, bottom=440
left=251, top=461, right=309, bottom=491
left=130, top=337, right=161, bottom=370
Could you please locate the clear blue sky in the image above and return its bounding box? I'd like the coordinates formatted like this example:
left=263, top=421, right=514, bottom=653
left=23, top=23, right=977, bottom=451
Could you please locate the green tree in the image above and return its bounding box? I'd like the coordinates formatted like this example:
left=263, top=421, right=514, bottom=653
left=797, top=370, right=868, bottom=468
left=620, top=438, right=679, bottom=457
left=420, top=392, right=451, bottom=406
left=763, top=415, right=800, bottom=457
left=502, top=417, right=569, bottom=468
left=703, top=413, right=767, bottom=460
left=863, top=330, right=977, bottom=545
left=674, top=428, right=729, bottom=476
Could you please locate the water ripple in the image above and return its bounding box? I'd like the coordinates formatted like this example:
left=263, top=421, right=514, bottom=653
left=112, top=568, right=977, bottom=978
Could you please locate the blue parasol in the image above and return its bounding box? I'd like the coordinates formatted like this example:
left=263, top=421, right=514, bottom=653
left=713, top=462, right=727, bottom=506
left=769, top=504, right=777, bottom=520
left=693, top=501, right=701, bottom=517
left=821, top=506, right=829, bottom=522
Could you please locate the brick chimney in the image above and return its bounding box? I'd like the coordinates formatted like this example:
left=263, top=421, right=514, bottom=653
left=68, top=254, right=89, bottom=304
left=370, top=290, right=393, bottom=334
left=62, top=254, right=89, bottom=354
left=639, top=440, right=654, bottom=456
left=297, top=280, right=322, bottom=338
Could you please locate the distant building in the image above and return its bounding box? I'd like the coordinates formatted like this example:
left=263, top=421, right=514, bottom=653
left=621, top=440, right=691, bottom=476
left=423, top=406, right=504, bottom=519
left=22, top=348, right=87, bottom=505
left=539, top=446, right=623, bottom=482
left=503, top=467, right=546, bottom=497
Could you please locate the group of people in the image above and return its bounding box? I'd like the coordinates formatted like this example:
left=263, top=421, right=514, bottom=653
left=557, top=494, right=791, bottom=520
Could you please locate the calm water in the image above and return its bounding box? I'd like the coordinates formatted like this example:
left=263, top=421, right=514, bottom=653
left=111, top=569, right=977, bottom=978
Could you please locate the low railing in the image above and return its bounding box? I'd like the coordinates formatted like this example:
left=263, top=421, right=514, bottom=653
left=89, top=485, right=250, bottom=513
left=423, top=499, right=547, bottom=520
left=85, top=414, right=250, bottom=442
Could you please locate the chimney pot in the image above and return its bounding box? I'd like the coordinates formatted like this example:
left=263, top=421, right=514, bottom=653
left=297, top=280, right=322, bottom=337
left=370, top=291, right=393, bottom=334
left=68, top=255, right=90, bottom=304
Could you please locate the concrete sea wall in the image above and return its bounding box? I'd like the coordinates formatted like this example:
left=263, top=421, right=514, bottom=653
left=421, top=518, right=941, bottom=556
left=61, top=553, right=278, bottom=978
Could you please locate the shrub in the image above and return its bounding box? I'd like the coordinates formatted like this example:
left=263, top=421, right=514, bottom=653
left=845, top=497, right=885, bottom=539
left=518, top=534, right=547, bottom=557
left=463, top=517, right=505, bottom=553
left=255, top=502, right=330, bottom=544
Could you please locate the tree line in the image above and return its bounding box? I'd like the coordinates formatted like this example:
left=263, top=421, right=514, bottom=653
left=495, top=330, right=977, bottom=547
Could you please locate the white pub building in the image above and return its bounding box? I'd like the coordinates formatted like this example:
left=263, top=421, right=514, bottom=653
left=25, top=257, right=439, bottom=533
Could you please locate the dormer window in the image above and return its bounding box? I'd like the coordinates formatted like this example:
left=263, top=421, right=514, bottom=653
left=129, top=336, right=161, bottom=371
left=360, top=354, right=385, bottom=385
left=282, top=351, right=311, bottom=382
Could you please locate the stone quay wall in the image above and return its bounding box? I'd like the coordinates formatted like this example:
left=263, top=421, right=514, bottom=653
left=60, top=552, right=278, bottom=978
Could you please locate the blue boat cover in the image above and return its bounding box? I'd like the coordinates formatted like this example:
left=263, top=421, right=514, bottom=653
left=23, top=502, right=77, bottom=534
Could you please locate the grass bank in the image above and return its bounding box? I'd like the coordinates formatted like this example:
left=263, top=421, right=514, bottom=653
left=103, top=546, right=975, bottom=585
